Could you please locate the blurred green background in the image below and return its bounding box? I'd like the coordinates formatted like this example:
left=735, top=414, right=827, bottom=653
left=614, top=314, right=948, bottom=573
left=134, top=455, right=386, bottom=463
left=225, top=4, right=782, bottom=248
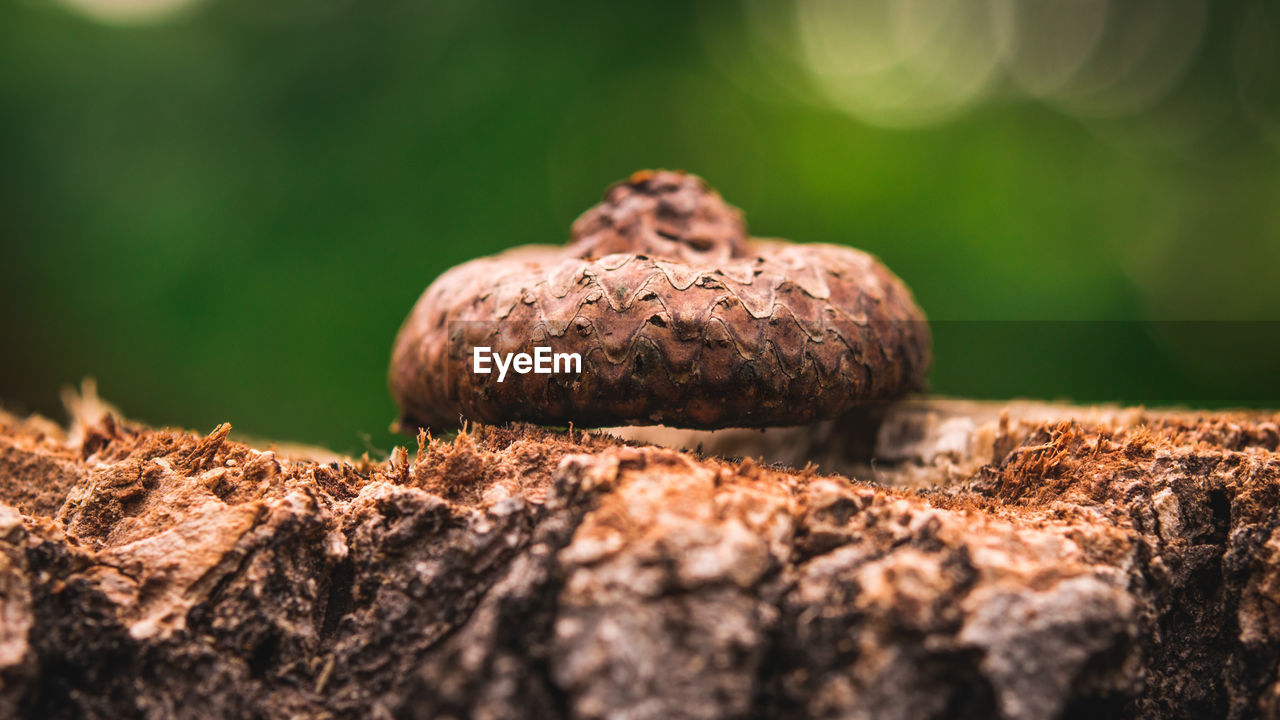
left=3, top=0, right=1279, bottom=453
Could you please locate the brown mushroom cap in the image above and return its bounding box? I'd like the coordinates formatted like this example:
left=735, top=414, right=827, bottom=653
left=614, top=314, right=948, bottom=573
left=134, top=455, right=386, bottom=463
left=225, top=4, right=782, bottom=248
left=389, top=170, right=930, bottom=431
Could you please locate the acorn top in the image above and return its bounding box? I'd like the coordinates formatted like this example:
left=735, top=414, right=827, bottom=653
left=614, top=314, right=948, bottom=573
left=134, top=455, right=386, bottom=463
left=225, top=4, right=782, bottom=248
left=567, top=170, right=748, bottom=264
left=389, top=170, right=930, bottom=431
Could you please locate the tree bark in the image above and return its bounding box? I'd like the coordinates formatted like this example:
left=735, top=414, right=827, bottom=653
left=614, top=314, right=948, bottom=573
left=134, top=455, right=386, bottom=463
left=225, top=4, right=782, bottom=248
left=1, top=395, right=1278, bottom=719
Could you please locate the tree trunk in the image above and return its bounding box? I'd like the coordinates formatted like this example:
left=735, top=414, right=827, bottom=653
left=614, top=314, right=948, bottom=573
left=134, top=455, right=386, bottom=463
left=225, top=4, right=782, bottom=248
left=1, top=394, right=1278, bottom=719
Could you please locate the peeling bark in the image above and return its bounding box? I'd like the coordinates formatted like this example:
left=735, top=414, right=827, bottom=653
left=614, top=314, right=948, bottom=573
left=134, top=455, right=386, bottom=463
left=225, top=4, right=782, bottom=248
left=0, top=398, right=1279, bottom=719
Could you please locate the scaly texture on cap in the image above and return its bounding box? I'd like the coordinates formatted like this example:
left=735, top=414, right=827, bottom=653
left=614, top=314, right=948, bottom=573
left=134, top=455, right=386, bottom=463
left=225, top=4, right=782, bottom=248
left=389, top=170, right=930, bottom=430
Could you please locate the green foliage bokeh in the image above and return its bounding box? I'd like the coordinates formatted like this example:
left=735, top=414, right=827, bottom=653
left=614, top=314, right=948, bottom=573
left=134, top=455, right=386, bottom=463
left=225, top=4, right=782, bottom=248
left=3, top=0, right=1278, bottom=452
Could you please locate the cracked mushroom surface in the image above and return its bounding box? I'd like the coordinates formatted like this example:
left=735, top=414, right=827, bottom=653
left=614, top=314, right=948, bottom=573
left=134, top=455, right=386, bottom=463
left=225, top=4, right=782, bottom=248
left=389, top=170, right=930, bottom=431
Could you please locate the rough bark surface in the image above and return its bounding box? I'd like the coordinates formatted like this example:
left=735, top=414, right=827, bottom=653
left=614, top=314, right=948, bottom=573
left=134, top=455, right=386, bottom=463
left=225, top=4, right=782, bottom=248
left=1, top=397, right=1280, bottom=719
